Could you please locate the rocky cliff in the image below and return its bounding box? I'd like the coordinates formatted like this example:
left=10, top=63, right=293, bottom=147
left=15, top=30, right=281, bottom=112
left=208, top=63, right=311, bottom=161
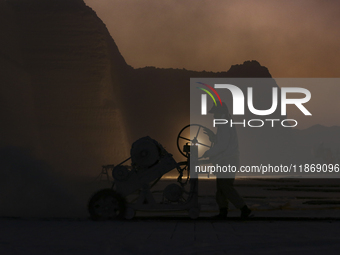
left=1, top=0, right=284, bottom=179
left=3, top=0, right=132, bottom=178
left=2, top=0, right=335, bottom=218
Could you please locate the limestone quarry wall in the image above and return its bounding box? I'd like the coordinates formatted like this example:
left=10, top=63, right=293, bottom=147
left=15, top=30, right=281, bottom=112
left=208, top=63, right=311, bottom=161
left=2, top=0, right=130, bottom=177
left=1, top=0, right=313, bottom=180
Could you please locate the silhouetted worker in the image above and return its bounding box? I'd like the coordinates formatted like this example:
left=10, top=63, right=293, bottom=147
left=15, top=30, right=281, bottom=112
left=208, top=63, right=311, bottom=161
left=202, top=102, right=252, bottom=219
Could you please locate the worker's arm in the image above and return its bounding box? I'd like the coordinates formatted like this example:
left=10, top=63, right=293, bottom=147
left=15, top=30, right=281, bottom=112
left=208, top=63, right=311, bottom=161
left=202, top=127, right=230, bottom=158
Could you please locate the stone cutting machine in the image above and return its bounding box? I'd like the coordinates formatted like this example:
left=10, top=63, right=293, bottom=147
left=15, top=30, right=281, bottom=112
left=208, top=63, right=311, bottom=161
left=88, top=124, right=211, bottom=220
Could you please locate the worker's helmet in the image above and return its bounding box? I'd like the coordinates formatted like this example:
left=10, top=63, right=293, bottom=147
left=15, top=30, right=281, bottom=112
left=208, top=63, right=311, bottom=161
left=208, top=102, right=229, bottom=114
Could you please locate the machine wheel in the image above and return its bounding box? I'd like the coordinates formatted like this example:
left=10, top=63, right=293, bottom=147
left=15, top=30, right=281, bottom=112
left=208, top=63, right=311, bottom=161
left=177, top=124, right=213, bottom=158
left=88, top=189, right=125, bottom=221
left=188, top=207, right=200, bottom=219
left=124, top=207, right=136, bottom=220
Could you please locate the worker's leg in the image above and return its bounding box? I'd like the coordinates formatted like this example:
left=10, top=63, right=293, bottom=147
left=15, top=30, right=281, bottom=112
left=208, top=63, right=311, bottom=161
left=216, top=178, right=245, bottom=209
left=214, top=155, right=252, bottom=218
left=216, top=179, right=228, bottom=209
left=214, top=178, right=229, bottom=219
left=216, top=155, right=246, bottom=209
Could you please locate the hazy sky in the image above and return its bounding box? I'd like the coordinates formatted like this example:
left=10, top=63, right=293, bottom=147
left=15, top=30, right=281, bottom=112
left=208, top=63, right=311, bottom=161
left=82, top=0, right=340, bottom=128
left=84, top=0, right=340, bottom=78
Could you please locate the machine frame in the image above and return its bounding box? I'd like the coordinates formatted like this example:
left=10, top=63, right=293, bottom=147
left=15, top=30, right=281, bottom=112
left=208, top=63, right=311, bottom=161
left=88, top=124, right=212, bottom=220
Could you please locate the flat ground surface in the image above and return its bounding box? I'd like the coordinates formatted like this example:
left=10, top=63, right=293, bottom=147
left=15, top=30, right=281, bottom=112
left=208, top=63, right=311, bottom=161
left=1, top=218, right=340, bottom=254
left=1, top=178, right=340, bottom=254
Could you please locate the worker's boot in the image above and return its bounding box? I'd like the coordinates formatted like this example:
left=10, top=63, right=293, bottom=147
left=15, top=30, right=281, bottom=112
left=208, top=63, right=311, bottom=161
left=212, top=207, right=228, bottom=220
left=240, top=205, right=252, bottom=219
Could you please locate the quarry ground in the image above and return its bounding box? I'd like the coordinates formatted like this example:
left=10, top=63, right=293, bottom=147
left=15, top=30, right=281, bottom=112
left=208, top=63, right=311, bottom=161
left=1, top=178, right=340, bottom=254
left=1, top=217, right=340, bottom=255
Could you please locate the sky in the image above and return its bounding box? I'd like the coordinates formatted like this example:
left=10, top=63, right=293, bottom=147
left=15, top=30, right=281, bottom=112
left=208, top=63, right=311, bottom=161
left=83, top=0, right=340, bottom=129
left=84, top=0, right=340, bottom=78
